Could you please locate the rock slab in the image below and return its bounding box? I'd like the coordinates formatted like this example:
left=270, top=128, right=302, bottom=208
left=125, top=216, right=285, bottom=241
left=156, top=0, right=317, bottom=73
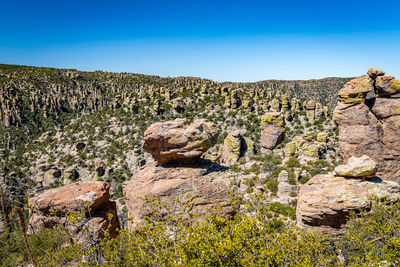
left=334, top=155, right=377, bottom=178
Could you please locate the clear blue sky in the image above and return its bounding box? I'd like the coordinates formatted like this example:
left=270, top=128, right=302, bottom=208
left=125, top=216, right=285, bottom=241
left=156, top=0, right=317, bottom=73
left=1, top=0, right=400, bottom=82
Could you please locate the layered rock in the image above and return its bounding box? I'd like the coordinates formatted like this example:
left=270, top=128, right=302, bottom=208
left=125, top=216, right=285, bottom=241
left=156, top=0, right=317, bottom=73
left=276, top=170, right=297, bottom=205
left=28, top=182, right=120, bottom=244
left=334, top=68, right=400, bottom=182
left=143, top=118, right=218, bottom=165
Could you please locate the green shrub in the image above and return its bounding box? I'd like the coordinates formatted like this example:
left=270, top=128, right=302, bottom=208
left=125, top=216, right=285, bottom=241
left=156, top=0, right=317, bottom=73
left=230, top=164, right=241, bottom=173
left=266, top=179, right=279, bottom=195
left=268, top=202, right=296, bottom=220
left=286, top=157, right=300, bottom=168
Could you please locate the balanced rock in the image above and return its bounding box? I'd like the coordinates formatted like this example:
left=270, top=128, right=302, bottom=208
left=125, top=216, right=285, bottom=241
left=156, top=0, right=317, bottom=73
left=297, top=174, right=400, bottom=234
left=334, top=155, right=377, bottom=178
left=337, top=75, right=373, bottom=104
left=143, top=118, right=218, bottom=165
left=261, top=112, right=284, bottom=127
left=28, top=182, right=120, bottom=243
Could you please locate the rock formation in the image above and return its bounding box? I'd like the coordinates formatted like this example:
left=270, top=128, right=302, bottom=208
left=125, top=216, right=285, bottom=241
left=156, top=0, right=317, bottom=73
left=334, top=68, right=400, bottom=182
left=143, top=118, right=218, bottom=165
left=334, top=155, right=377, bottom=178
left=124, top=160, right=234, bottom=227
left=124, top=119, right=235, bottom=228
left=28, top=182, right=120, bottom=244
left=260, top=124, right=284, bottom=154
left=221, top=131, right=246, bottom=166
left=297, top=156, right=400, bottom=234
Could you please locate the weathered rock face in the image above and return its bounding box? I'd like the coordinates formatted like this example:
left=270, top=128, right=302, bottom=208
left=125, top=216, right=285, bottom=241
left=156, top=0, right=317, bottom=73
left=334, top=155, right=377, bottom=178
left=143, top=118, right=218, bottom=165
left=297, top=174, right=400, bottom=234
left=260, top=123, right=283, bottom=154
left=123, top=161, right=235, bottom=227
left=28, top=182, right=120, bottom=244
left=334, top=69, right=400, bottom=182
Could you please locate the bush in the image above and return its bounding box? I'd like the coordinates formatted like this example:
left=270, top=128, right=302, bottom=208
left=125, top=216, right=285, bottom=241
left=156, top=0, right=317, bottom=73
left=266, top=179, right=279, bottom=195
left=268, top=202, right=296, bottom=220
left=286, top=157, right=300, bottom=168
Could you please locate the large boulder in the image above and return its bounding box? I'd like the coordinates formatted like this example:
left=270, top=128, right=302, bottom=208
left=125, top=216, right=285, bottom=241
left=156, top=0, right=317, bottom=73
left=334, top=155, right=377, bottom=178
left=143, top=118, right=218, bottom=165
left=29, top=182, right=111, bottom=214
left=334, top=69, right=400, bottom=182
left=123, top=161, right=235, bottom=227
left=28, top=182, right=120, bottom=244
left=297, top=174, right=400, bottom=234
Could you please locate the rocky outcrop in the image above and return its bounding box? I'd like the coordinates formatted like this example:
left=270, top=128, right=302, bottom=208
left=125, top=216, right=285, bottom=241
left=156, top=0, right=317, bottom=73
left=143, top=118, right=218, bottom=165
left=334, top=68, right=400, bottom=182
left=297, top=173, right=400, bottom=234
left=28, top=182, right=120, bottom=244
left=124, top=119, right=235, bottom=228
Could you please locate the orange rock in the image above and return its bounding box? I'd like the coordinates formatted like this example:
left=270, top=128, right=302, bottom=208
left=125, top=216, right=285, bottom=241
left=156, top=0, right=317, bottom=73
left=29, top=182, right=111, bottom=215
